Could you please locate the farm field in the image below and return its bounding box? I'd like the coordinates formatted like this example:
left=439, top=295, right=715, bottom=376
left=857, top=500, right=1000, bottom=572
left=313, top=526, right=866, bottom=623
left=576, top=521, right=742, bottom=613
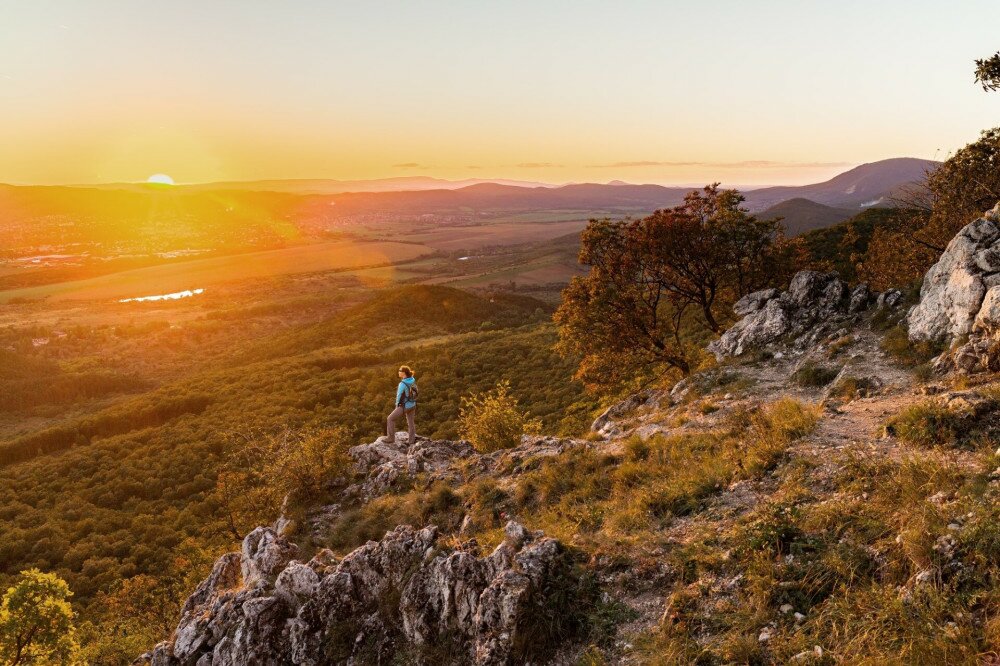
left=405, top=218, right=589, bottom=252
left=0, top=240, right=431, bottom=302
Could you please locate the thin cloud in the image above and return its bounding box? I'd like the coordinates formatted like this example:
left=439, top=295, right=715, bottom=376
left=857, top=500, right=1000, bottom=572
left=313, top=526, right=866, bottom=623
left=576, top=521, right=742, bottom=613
left=466, top=165, right=482, bottom=169
left=588, top=160, right=853, bottom=169
left=723, top=160, right=853, bottom=169
left=392, top=162, right=430, bottom=169
left=514, top=162, right=563, bottom=168
left=588, top=160, right=698, bottom=168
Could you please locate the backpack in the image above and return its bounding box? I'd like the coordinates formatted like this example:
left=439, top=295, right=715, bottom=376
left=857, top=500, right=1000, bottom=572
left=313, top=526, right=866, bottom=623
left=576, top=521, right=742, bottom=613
left=399, top=381, right=419, bottom=407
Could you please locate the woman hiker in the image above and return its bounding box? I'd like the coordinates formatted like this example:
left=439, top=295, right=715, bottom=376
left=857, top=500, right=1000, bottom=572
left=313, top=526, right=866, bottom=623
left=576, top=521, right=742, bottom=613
left=385, top=365, right=418, bottom=445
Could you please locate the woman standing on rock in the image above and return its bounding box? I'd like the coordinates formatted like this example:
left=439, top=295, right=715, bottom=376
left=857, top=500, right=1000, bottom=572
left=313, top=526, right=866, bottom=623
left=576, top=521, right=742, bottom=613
left=385, top=365, right=418, bottom=445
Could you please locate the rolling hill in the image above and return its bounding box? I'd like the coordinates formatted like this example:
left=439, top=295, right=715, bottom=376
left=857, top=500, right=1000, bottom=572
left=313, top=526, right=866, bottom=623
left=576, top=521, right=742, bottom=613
left=742, top=157, right=937, bottom=211
left=0, top=159, right=940, bottom=259
left=282, top=157, right=940, bottom=218
left=759, top=198, right=856, bottom=236
left=74, top=176, right=557, bottom=195
left=2, top=158, right=938, bottom=222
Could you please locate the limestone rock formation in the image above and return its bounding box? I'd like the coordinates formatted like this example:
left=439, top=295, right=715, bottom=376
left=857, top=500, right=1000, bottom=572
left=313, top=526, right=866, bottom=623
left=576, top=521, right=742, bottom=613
left=708, top=270, right=898, bottom=359
left=908, top=204, right=1000, bottom=373
left=348, top=433, right=475, bottom=499
left=908, top=204, right=1000, bottom=344
left=144, top=521, right=582, bottom=666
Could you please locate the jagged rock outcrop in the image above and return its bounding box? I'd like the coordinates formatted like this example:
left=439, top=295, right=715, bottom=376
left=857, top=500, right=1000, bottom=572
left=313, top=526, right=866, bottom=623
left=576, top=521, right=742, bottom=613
left=908, top=204, right=1000, bottom=343
left=709, top=270, right=900, bottom=359
left=139, top=431, right=597, bottom=666
left=145, top=521, right=583, bottom=666
left=347, top=434, right=475, bottom=499
left=908, top=204, right=1000, bottom=373
left=342, top=433, right=585, bottom=503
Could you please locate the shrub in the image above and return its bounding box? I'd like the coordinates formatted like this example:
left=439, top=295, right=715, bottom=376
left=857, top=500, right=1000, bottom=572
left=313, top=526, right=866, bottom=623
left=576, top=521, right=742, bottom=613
left=463, top=478, right=510, bottom=530
left=326, top=482, right=464, bottom=550
left=459, top=380, right=542, bottom=452
left=215, top=425, right=353, bottom=537
left=826, top=334, right=855, bottom=356
left=792, top=362, right=839, bottom=387
left=881, top=325, right=943, bottom=368
left=830, top=375, right=878, bottom=400
left=886, top=402, right=964, bottom=448
left=732, top=398, right=821, bottom=475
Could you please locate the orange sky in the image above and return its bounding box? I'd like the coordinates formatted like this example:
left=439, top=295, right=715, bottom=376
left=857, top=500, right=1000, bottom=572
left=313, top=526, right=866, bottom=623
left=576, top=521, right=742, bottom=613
left=2, top=1, right=1000, bottom=187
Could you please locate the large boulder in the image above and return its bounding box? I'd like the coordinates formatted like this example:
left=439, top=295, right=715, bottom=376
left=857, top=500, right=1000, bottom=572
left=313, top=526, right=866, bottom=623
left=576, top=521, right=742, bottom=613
left=146, top=522, right=585, bottom=666
left=709, top=271, right=893, bottom=359
left=907, top=204, right=1000, bottom=343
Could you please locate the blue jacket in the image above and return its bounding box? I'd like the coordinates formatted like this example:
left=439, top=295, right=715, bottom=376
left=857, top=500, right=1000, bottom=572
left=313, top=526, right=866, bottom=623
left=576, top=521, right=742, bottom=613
left=396, top=376, right=416, bottom=409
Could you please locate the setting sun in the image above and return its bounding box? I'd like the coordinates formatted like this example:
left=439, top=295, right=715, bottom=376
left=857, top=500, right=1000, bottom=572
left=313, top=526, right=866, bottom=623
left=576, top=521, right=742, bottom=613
left=146, top=173, right=174, bottom=185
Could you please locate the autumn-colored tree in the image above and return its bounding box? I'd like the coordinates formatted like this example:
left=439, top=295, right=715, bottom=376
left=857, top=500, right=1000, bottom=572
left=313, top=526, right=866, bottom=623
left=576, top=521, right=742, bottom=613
left=858, top=215, right=940, bottom=291
left=923, top=127, right=1000, bottom=240
left=0, top=570, right=79, bottom=666
left=855, top=55, right=1000, bottom=289
left=77, top=575, right=173, bottom=664
left=858, top=128, right=1000, bottom=289
left=555, top=185, right=790, bottom=387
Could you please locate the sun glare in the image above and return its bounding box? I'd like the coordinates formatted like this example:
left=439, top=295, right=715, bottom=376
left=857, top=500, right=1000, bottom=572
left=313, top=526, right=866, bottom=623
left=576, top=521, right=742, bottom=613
left=147, top=173, right=175, bottom=185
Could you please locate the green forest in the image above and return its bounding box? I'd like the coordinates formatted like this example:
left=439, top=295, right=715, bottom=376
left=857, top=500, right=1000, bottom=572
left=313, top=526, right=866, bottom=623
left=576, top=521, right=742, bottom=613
left=0, top=280, right=600, bottom=660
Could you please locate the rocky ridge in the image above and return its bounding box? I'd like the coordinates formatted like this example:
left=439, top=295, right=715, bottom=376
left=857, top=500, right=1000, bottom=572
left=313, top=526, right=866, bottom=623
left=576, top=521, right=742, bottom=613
left=146, top=520, right=578, bottom=666
left=708, top=270, right=901, bottom=360
left=141, top=433, right=595, bottom=666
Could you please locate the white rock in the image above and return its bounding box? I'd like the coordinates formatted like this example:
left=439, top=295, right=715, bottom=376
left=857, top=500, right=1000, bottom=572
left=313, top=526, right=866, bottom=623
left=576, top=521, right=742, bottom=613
left=709, top=271, right=871, bottom=359
left=909, top=206, right=1000, bottom=342
left=149, top=521, right=578, bottom=666
left=975, top=285, right=1000, bottom=331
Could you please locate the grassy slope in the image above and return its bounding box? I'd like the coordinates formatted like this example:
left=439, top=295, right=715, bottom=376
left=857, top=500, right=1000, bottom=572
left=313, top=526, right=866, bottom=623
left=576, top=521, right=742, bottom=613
left=321, top=313, right=1000, bottom=664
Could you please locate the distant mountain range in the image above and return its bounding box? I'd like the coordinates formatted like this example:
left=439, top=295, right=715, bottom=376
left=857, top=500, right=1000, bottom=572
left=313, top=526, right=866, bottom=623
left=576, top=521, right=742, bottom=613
left=3, top=157, right=940, bottom=237
left=74, top=176, right=557, bottom=195
left=743, top=157, right=936, bottom=211
left=294, top=158, right=937, bottom=234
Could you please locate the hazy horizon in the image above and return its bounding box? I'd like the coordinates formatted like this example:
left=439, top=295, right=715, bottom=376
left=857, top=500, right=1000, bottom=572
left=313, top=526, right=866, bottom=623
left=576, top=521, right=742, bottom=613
left=0, top=157, right=938, bottom=193
left=2, top=1, right=998, bottom=186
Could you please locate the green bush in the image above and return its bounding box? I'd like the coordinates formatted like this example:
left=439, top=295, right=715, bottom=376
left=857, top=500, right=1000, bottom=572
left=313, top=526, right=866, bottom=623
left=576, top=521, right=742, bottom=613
left=792, top=362, right=839, bottom=387
left=881, top=325, right=943, bottom=368
left=830, top=375, right=878, bottom=400
left=886, top=402, right=964, bottom=448
left=459, top=380, right=542, bottom=452
left=0, top=569, right=80, bottom=664
left=215, top=425, right=353, bottom=536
